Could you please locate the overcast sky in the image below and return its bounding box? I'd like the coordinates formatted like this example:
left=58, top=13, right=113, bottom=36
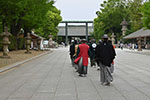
left=54, top=0, right=104, bottom=21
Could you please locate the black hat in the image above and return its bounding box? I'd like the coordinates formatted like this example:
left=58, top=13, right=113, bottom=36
left=102, top=34, right=108, bottom=39
left=81, top=39, right=87, bottom=43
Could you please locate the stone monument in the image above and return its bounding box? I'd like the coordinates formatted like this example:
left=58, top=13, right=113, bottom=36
left=120, top=19, right=128, bottom=36
left=0, top=26, right=11, bottom=58
left=25, top=33, right=31, bottom=54
left=48, top=34, right=53, bottom=48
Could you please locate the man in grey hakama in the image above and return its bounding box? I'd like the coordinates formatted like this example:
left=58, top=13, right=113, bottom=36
left=96, top=34, right=116, bottom=85
left=99, top=63, right=113, bottom=85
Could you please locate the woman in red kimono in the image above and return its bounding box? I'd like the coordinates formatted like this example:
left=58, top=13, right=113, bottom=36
left=74, top=39, right=90, bottom=77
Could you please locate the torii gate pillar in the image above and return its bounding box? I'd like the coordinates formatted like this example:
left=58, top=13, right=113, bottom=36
left=65, top=23, right=68, bottom=45
left=86, top=22, right=88, bottom=42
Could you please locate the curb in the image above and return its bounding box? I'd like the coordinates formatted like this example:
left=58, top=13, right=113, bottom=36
left=0, top=51, right=52, bottom=73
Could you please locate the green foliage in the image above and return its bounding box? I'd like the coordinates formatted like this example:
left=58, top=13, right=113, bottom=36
left=9, top=36, right=17, bottom=50
left=94, top=0, right=128, bottom=41
left=94, top=18, right=105, bottom=41
left=20, top=0, right=53, bottom=31
left=94, top=0, right=144, bottom=41
left=18, top=37, right=25, bottom=49
left=127, top=0, right=143, bottom=32
left=0, top=0, right=62, bottom=49
left=57, top=37, right=63, bottom=44
left=0, top=21, right=2, bottom=33
left=35, top=6, right=62, bottom=40
left=141, top=2, right=150, bottom=29
left=0, top=0, right=62, bottom=34
left=0, top=37, right=2, bottom=51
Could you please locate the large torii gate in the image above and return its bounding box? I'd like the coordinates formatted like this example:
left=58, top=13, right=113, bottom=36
left=61, top=21, right=93, bottom=44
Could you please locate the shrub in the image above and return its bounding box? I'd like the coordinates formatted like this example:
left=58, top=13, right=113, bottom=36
left=18, top=37, right=25, bottom=49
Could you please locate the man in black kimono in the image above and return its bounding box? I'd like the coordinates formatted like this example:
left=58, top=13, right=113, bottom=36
left=89, top=39, right=97, bottom=67
left=69, top=40, right=75, bottom=66
left=96, top=34, right=116, bottom=85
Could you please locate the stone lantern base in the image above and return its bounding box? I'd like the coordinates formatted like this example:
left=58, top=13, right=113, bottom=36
left=0, top=55, right=11, bottom=59
left=138, top=48, right=142, bottom=51
left=25, top=51, right=31, bottom=54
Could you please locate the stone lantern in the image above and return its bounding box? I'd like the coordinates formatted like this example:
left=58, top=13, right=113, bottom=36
left=120, top=19, right=128, bottom=36
left=37, top=37, right=41, bottom=50
left=111, top=33, right=115, bottom=45
left=25, top=33, right=31, bottom=54
left=48, top=34, right=53, bottom=48
left=0, top=27, right=11, bottom=58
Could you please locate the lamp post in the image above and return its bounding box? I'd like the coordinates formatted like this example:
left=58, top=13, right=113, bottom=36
left=120, top=19, right=128, bottom=36
left=0, top=26, right=11, bottom=58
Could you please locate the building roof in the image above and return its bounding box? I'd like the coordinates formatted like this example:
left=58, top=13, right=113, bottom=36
left=123, top=28, right=150, bottom=39
left=31, top=32, right=44, bottom=39
left=57, top=25, right=93, bottom=36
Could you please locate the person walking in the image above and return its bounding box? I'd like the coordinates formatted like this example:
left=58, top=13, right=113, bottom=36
left=108, top=40, right=116, bottom=73
left=89, top=39, right=97, bottom=67
left=74, top=39, right=90, bottom=77
left=96, top=34, right=116, bottom=85
left=69, top=40, right=75, bottom=66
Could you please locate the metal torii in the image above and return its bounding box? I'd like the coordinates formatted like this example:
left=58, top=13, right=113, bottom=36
left=61, top=21, right=93, bottom=44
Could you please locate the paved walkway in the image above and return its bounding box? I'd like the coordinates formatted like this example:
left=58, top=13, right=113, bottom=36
left=0, top=47, right=150, bottom=100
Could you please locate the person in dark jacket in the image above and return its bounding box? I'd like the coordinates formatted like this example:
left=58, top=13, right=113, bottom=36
left=96, top=34, right=116, bottom=85
left=69, top=40, right=75, bottom=65
left=89, top=39, right=97, bottom=67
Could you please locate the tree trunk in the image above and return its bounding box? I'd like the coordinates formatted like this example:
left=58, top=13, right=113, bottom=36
left=10, top=21, right=21, bottom=50
left=2, top=18, right=6, bottom=32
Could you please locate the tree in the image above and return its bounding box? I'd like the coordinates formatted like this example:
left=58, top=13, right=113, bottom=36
left=94, top=0, right=128, bottom=41
left=0, top=0, right=51, bottom=35
left=0, top=0, right=62, bottom=49
left=35, top=6, right=62, bottom=40
left=141, top=2, right=150, bottom=29
left=94, top=0, right=145, bottom=41
left=0, top=0, right=23, bottom=33
left=127, top=0, right=143, bottom=32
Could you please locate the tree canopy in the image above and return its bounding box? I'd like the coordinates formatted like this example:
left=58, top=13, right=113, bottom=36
left=94, top=0, right=145, bottom=41
left=94, top=0, right=128, bottom=41
left=35, top=5, right=62, bottom=40
left=141, top=2, right=150, bottom=29
left=0, top=0, right=62, bottom=39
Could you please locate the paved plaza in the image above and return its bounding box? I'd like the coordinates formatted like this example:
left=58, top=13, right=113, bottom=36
left=0, top=47, right=150, bottom=100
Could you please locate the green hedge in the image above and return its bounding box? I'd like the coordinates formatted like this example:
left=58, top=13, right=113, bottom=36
left=9, top=36, right=17, bottom=50
left=18, top=37, right=25, bottom=49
